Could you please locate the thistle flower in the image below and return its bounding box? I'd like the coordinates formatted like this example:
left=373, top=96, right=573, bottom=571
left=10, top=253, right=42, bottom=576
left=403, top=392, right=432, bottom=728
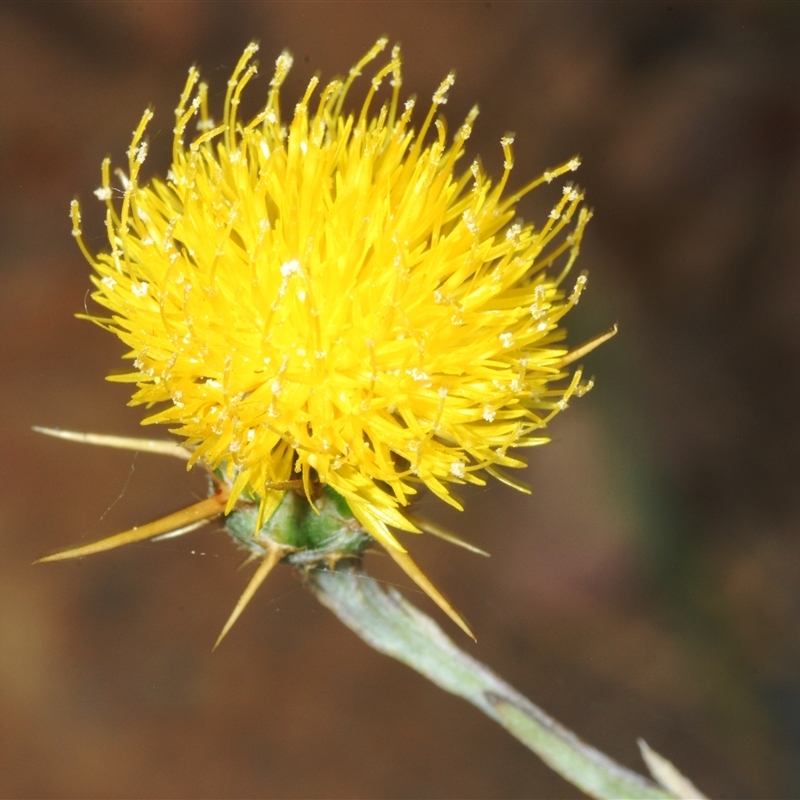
left=51, top=40, right=614, bottom=638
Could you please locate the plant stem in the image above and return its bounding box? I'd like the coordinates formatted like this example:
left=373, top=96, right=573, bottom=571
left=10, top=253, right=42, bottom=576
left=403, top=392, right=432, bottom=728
left=305, top=562, right=678, bottom=800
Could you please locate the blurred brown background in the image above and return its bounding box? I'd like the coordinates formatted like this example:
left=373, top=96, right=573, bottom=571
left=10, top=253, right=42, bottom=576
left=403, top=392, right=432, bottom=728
left=1, top=2, right=799, bottom=797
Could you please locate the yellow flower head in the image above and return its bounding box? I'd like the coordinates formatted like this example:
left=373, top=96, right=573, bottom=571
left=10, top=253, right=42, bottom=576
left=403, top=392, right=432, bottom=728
left=71, top=40, right=604, bottom=563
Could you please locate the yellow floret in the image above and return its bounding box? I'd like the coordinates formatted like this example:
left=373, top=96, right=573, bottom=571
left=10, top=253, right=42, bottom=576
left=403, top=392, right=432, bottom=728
left=72, top=39, right=597, bottom=554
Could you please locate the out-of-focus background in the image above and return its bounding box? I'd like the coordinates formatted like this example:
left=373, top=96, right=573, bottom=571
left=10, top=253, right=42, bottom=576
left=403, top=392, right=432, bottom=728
left=1, top=2, right=798, bottom=797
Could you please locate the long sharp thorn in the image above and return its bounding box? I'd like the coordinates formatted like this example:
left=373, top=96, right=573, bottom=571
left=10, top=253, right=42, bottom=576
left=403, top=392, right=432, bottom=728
left=237, top=552, right=260, bottom=571
left=35, top=494, right=227, bottom=563
left=32, top=427, right=192, bottom=460
left=213, top=546, right=283, bottom=650
left=384, top=545, right=476, bottom=641
left=151, top=519, right=212, bottom=541
left=406, top=514, right=490, bottom=557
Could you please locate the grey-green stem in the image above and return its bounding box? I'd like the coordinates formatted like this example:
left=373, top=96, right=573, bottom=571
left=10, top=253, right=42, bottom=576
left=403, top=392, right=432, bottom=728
left=224, top=487, right=702, bottom=799
left=305, top=562, right=686, bottom=800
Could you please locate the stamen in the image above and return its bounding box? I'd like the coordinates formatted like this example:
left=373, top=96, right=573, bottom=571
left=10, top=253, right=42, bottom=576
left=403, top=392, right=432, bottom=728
left=558, top=325, right=618, bottom=367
